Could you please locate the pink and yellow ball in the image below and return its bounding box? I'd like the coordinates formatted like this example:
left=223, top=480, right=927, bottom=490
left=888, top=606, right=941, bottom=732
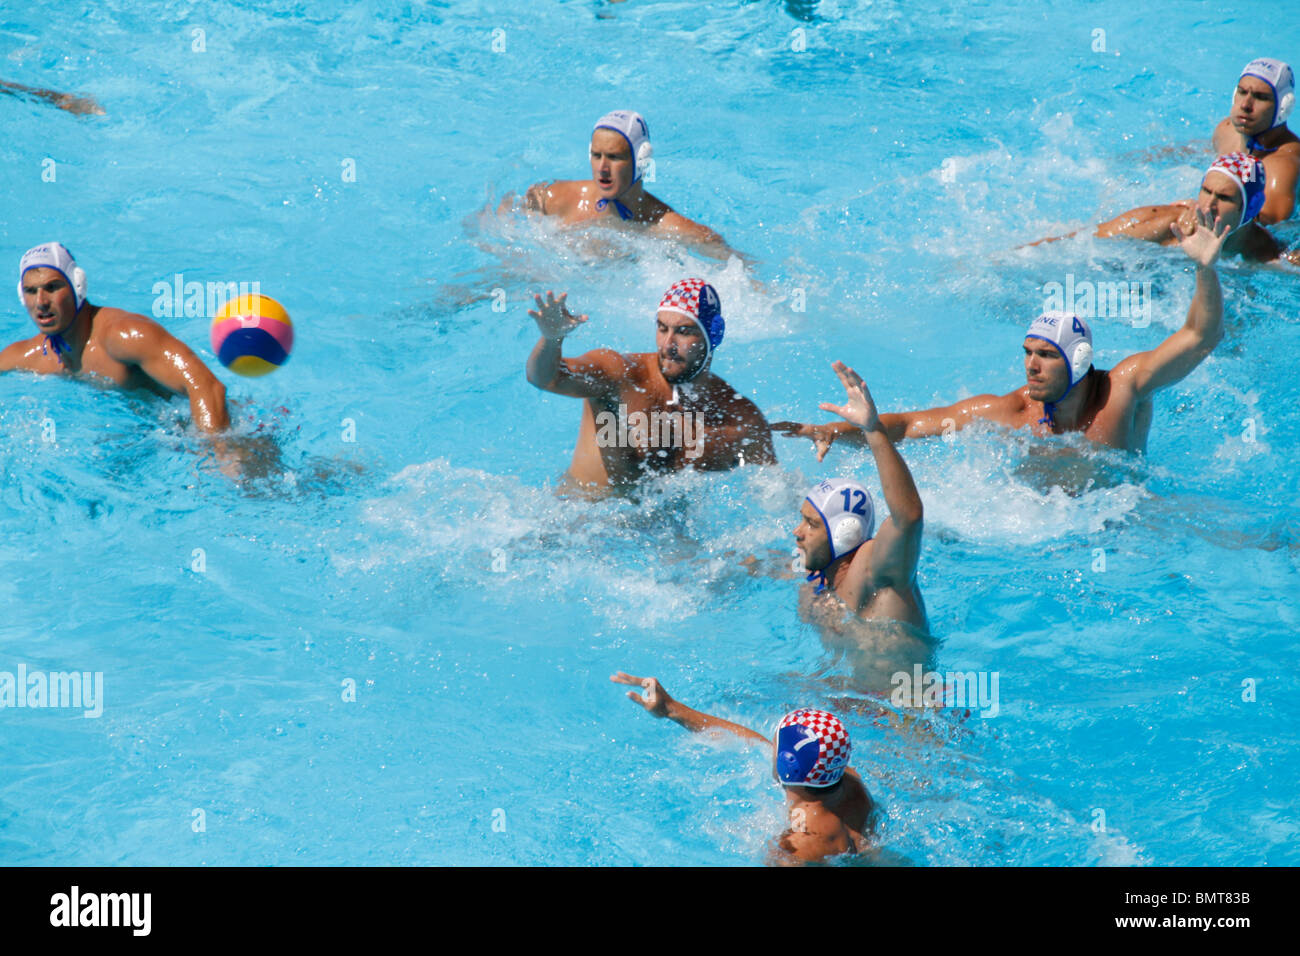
left=210, top=294, right=293, bottom=377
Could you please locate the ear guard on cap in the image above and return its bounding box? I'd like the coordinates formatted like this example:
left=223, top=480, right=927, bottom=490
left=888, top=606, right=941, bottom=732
left=1278, top=89, right=1296, bottom=127
left=1068, top=341, right=1093, bottom=386
left=633, top=139, right=653, bottom=182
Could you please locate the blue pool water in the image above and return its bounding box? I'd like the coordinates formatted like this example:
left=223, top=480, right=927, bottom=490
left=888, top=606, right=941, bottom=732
left=1, top=0, right=1297, bottom=865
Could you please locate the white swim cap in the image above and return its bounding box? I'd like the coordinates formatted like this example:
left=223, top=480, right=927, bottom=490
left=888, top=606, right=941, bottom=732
left=593, top=110, right=653, bottom=183
left=1026, top=312, right=1093, bottom=392
left=18, top=242, right=87, bottom=312
left=1240, top=58, right=1295, bottom=129
left=805, top=478, right=874, bottom=562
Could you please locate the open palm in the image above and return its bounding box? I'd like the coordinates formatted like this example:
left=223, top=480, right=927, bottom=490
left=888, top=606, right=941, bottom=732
left=818, top=361, right=881, bottom=433
left=1172, top=206, right=1230, bottom=268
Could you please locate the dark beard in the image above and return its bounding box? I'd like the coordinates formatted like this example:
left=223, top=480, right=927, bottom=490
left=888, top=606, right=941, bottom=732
left=658, top=355, right=706, bottom=384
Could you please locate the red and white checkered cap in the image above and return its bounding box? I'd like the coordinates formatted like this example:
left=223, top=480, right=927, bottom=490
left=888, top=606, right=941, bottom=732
left=1205, top=152, right=1267, bottom=224
left=775, top=708, right=851, bottom=787
left=657, top=278, right=724, bottom=355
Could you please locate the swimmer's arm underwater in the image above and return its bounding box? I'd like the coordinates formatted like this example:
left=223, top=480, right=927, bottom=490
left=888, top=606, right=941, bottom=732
left=652, top=212, right=751, bottom=265
left=0, top=79, right=104, bottom=115
left=611, top=672, right=770, bottom=746
left=103, top=313, right=231, bottom=433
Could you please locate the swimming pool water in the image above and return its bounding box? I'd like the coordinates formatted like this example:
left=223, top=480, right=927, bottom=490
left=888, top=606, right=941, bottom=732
left=1, top=0, right=1297, bottom=865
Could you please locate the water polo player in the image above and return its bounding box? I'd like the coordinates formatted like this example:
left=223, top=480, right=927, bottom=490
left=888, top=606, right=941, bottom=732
left=777, top=207, right=1229, bottom=456
left=1093, top=152, right=1287, bottom=261
left=1084, top=58, right=1297, bottom=262
left=792, top=362, right=928, bottom=637
left=525, top=278, right=776, bottom=490
left=610, top=671, right=874, bottom=863
left=2, top=242, right=231, bottom=433
left=1211, top=58, right=1298, bottom=225
left=516, top=110, right=744, bottom=262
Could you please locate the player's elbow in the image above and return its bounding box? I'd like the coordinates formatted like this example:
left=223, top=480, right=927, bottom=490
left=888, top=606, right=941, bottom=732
left=525, top=365, right=554, bottom=391
left=895, top=500, right=924, bottom=529
left=1198, top=323, right=1225, bottom=354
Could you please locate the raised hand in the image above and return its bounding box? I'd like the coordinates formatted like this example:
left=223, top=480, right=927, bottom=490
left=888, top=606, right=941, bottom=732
left=611, top=671, right=672, bottom=718
left=771, top=421, right=840, bottom=462
left=818, top=361, right=881, bottom=433
left=1171, top=205, right=1230, bottom=268
left=528, top=290, right=588, bottom=341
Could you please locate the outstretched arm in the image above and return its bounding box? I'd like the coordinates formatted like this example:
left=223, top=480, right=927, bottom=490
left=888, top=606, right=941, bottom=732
left=773, top=391, right=1021, bottom=460
left=526, top=290, right=628, bottom=398
left=1123, top=206, right=1227, bottom=399
left=817, top=363, right=924, bottom=589
left=103, top=314, right=229, bottom=433
left=611, top=672, right=770, bottom=746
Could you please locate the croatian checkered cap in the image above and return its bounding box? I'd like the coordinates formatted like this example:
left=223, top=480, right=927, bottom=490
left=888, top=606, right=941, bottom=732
left=1206, top=152, right=1267, bottom=224
left=775, top=708, right=851, bottom=787
left=657, top=278, right=724, bottom=351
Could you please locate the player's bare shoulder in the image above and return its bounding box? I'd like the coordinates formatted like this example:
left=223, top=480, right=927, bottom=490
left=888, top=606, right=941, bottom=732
left=1266, top=136, right=1300, bottom=169
left=94, top=307, right=164, bottom=343
left=527, top=179, right=587, bottom=218
left=0, top=334, right=44, bottom=372
left=702, top=374, right=760, bottom=415
left=993, top=385, right=1034, bottom=424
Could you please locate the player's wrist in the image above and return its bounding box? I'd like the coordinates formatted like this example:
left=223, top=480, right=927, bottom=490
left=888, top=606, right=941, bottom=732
left=859, top=420, right=886, bottom=440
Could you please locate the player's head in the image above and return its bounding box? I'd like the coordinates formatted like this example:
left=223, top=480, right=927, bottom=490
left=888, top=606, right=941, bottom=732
left=1233, top=58, right=1294, bottom=136
left=1023, top=312, right=1093, bottom=404
left=773, top=709, right=851, bottom=790
left=1200, top=153, right=1267, bottom=230
left=656, top=278, right=723, bottom=384
left=795, top=478, right=874, bottom=573
left=17, top=242, right=87, bottom=333
left=591, top=110, right=652, bottom=200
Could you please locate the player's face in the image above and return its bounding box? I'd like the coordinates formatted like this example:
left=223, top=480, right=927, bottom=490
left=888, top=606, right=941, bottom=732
left=1231, top=76, right=1276, bottom=136
left=793, top=501, right=832, bottom=572
left=1197, top=170, right=1245, bottom=231
left=655, top=311, right=708, bottom=383
left=20, top=267, right=78, bottom=334
left=1023, top=339, right=1071, bottom=403
left=590, top=129, right=636, bottom=200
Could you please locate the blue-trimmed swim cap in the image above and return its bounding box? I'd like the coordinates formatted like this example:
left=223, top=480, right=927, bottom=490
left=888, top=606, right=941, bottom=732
left=18, top=242, right=87, bottom=312
left=593, top=110, right=652, bottom=183
left=804, top=478, right=874, bottom=563
left=1240, top=58, right=1295, bottom=130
